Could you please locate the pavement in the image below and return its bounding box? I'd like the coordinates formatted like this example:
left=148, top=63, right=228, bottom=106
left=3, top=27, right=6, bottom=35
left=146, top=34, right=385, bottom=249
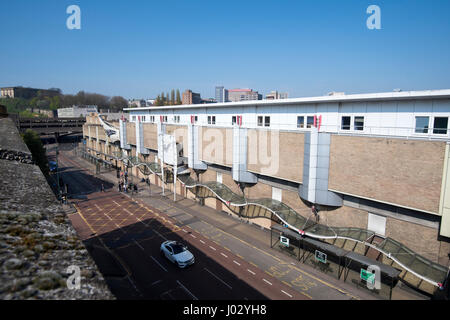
left=55, top=144, right=426, bottom=300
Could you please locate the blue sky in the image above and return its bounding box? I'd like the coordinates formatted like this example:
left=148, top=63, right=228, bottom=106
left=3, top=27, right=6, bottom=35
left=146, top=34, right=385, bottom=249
left=1, top=0, right=449, bottom=99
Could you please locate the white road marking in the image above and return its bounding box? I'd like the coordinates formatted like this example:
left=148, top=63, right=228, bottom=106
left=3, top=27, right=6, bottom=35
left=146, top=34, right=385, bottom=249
left=199, top=240, right=205, bottom=244
left=150, top=256, right=168, bottom=272
left=190, top=234, right=196, bottom=238
left=133, top=240, right=145, bottom=251
left=263, top=279, right=272, bottom=286
left=154, top=229, right=167, bottom=240
left=233, top=260, right=241, bottom=266
left=209, top=246, right=216, bottom=251
left=176, top=280, right=198, bottom=300
left=204, top=268, right=232, bottom=290
left=220, top=253, right=228, bottom=258
left=247, top=269, right=255, bottom=275
left=281, top=290, right=292, bottom=298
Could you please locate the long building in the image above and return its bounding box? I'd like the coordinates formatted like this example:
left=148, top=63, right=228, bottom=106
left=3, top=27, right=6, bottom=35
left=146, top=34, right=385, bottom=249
left=81, top=88, right=450, bottom=297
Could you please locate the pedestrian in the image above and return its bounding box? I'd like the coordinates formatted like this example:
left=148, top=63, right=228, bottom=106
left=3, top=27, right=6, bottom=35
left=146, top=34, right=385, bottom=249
left=124, top=182, right=128, bottom=193
left=118, top=182, right=122, bottom=192
left=101, top=183, right=105, bottom=192
left=134, top=184, right=138, bottom=193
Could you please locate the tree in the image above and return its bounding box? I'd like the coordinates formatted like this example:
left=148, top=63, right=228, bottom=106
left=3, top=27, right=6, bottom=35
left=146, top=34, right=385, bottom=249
left=176, top=89, right=181, bottom=105
left=109, top=96, right=128, bottom=111
left=170, top=89, right=175, bottom=105
left=49, top=96, right=60, bottom=110
left=166, top=92, right=170, bottom=105
left=22, top=129, right=49, bottom=175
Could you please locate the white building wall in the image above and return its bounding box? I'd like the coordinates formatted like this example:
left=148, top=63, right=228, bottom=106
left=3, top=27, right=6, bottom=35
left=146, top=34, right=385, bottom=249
left=132, top=92, right=450, bottom=140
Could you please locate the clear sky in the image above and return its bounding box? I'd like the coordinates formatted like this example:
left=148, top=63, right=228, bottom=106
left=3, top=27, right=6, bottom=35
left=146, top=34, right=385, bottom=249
left=1, top=0, right=449, bottom=100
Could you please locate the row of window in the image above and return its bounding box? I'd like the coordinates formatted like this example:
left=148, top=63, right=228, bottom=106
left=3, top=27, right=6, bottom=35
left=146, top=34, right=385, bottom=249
left=130, top=114, right=449, bottom=135
left=415, top=116, right=448, bottom=134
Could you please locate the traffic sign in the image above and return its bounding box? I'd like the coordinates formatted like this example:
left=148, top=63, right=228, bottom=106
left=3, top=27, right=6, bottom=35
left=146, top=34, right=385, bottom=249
left=280, top=236, right=289, bottom=247
left=315, top=250, right=327, bottom=263
left=360, top=269, right=375, bottom=285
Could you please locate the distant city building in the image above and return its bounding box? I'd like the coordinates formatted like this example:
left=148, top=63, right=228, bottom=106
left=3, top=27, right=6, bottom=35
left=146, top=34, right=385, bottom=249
left=227, top=89, right=262, bottom=102
left=0, top=87, right=60, bottom=99
left=265, top=91, right=288, bottom=100
left=215, top=86, right=229, bottom=103
left=182, top=90, right=202, bottom=105
left=146, top=99, right=155, bottom=106
left=128, top=99, right=146, bottom=108
left=201, top=98, right=217, bottom=104
left=57, top=105, right=98, bottom=118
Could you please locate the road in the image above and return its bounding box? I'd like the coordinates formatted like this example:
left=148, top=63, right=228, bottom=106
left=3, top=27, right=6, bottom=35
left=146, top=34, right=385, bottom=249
left=56, top=147, right=308, bottom=300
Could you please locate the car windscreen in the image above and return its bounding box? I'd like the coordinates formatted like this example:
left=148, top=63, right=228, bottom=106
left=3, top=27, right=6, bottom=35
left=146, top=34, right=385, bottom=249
left=171, top=244, right=186, bottom=254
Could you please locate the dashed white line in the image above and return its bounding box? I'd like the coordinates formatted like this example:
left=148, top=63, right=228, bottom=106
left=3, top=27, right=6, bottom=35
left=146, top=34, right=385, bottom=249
left=233, top=260, right=241, bottom=266
left=262, top=279, right=272, bottom=286
left=190, top=234, right=196, bottom=238
left=247, top=269, right=255, bottom=275
left=281, top=290, right=292, bottom=298
left=134, top=240, right=145, bottom=251
left=209, top=246, right=216, bottom=251
left=199, top=240, right=205, bottom=244
left=204, top=268, right=232, bottom=290
left=176, top=280, right=198, bottom=300
left=154, top=229, right=167, bottom=240
left=182, top=229, right=188, bottom=233
left=150, top=256, right=168, bottom=272
left=220, top=253, right=228, bottom=258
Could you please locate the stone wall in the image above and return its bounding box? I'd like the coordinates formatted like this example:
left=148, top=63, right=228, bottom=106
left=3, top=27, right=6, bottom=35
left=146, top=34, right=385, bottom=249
left=0, top=118, right=114, bottom=300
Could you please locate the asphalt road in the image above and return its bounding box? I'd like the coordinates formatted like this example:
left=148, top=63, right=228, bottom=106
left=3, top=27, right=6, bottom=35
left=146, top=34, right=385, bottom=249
left=56, top=148, right=308, bottom=300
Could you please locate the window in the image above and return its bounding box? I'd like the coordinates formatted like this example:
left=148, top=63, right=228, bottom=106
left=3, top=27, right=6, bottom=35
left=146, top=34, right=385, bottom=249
left=132, top=116, right=136, bottom=122
left=307, top=116, right=315, bottom=128
left=354, top=116, right=364, bottom=131
left=208, top=116, right=216, bottom=125
left=297, top=116, right=304, bottom=128
left=264, top=116, right=270, bottom=127
left=415, top=116, right=429, bottom=133
left=194, top=116, right=198, bottom=123
left=150, top=116, right=155, bottom=123
left=341, top=116, right=351, bottom=130
left=174, top=115, right=180, bottom=123
left=257, top=116, right=263, bottom=127
left=433, top=117, right=448, bottom=135
left=232, top=116, right=237, bottom=125
left=141, top=116, right=146, bottom=122
left=161, top=116, right=168, bottom=123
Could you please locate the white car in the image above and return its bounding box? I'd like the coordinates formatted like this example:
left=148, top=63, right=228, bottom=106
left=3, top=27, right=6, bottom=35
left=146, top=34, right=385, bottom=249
left=160, top=240, right=195, bottom=268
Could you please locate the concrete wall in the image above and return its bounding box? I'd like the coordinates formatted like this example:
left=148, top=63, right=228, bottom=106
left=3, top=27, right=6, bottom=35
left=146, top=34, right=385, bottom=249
left=329, top=135, right=446, bottom=214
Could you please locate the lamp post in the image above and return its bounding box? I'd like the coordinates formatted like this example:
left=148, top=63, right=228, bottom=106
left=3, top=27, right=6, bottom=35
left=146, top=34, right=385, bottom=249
left=56, top=145, right=61, bottom=200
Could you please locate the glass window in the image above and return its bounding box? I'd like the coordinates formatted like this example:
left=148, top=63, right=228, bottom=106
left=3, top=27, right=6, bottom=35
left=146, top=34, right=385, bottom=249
left=212, top=116, right=216, bottom=125
left=232, top=116, right=237, bottom=125
left=433, top=117, right=448, bottom=135
left=341, top=116, right=351, bottom=130
left=264, top=116, right=270, bottom=127
left=208, top=116, right=211, bottom=124
left=415, top=117, right=429, bottom=133
left=297, top=116, right=304, bottom=128
left=354, top=116, right=364, bottom=131
left=257, top=116, right=263, bottom=126
left=307, top=116, right=315, bottom=128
